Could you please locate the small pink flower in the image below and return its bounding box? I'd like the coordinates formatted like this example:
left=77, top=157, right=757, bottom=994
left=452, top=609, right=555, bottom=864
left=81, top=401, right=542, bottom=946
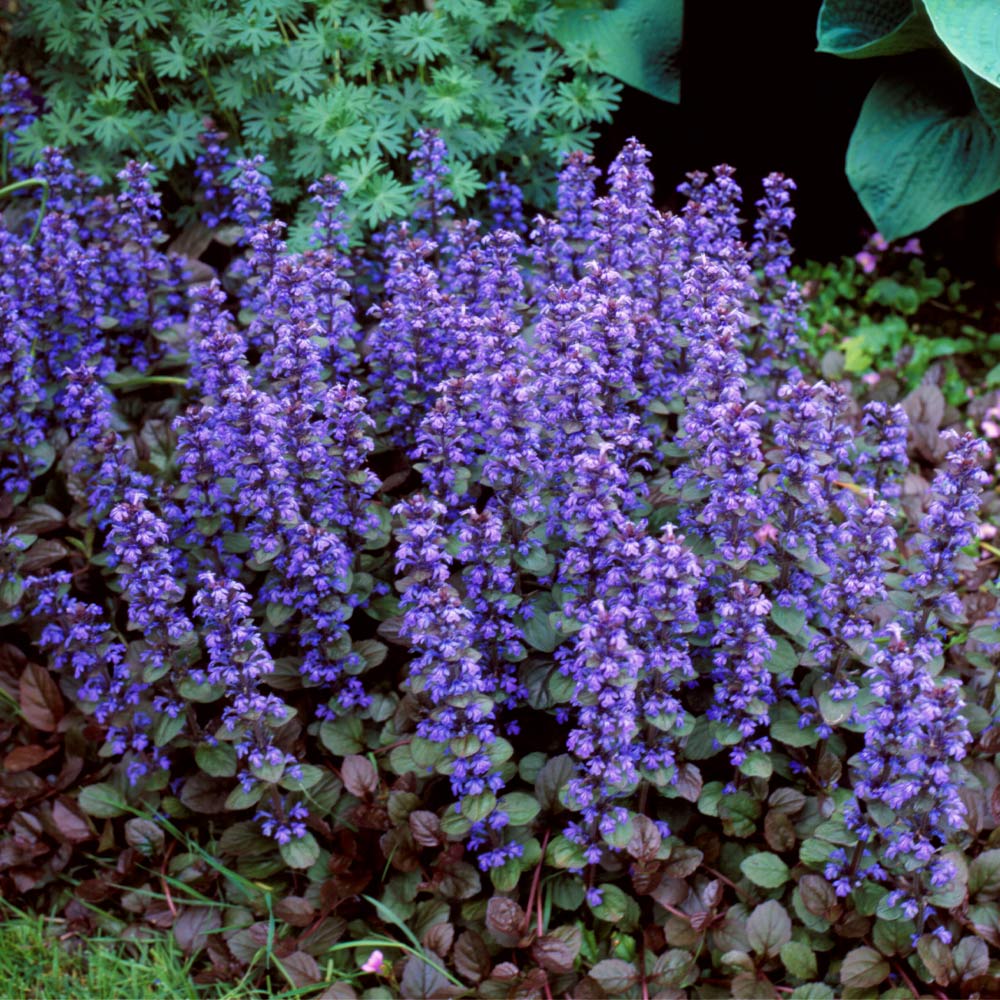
left=982, top=419, right=1000, bottom=439
left=979, top=522, right=997, bottom=540
left=361, top=950, right=385, bottom=975
left=901, top=237, right=922, bottom=254
left=871, top=232, right=888, bottom=251
left=855, top=251, right=877, bottom=274
left=862, top=372, right=880, bottom=386
left=755, top=523, right=779, bottom=544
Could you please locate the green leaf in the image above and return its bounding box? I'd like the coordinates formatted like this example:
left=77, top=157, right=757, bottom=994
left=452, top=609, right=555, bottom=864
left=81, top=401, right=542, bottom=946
left=928, top=849, right=968, bottom=907
left=547, top=834, right=587, bottom=870
left=952, top=936, right=989, bottom=981
left=535, top=754, right=575, bottom=811
left=499, top=792, right=541, bottom=827
left=79, top=782, right=128, bottom=818
left=840, top=946, right=890, bottom=990
left=740, top=852, right=791, bottom=889
left=280, top=764, right=324, bottom=791
left=391, top=12, right=450, bottom=65
left=195, top=742, right=238, bottom=778
left=522, top=610, right=559, bottom=652
left=847, top=52, right=1000, bottom=240
left=781, top=941, right=818, bottom=980
left=554, top=0, right=682, bottom=103
left=461, top=791, right=497, bottom=823
left=319, top=717, right=364, bottom=755
left=790, top=987, right=835, bottom=1000
left=968, top=848, right=1000, bottom=896
left=738, top=751, right=774, bottom=780
left=746, top=900, right=792, bottom=957
left=439, top=809, right=472, bottom=838
left=153, top=712, right=185, bottom=748
left=176, top=676, right=225, bottom=703
left=150, top=37, right=194, bottom=80
left=872, top=916, right=916, bottom=956
left=771, top=604, right=805, bottom=637
left=490, top=856, right=522, bottom=893
left=589, top=883, right=629, bottom=923
left=925, top=0, right=1000, bottom=87
left=816, top=0, right=936, bottom=58
left=818, top=690, right=853, bottom=727
left=769, top=637, right=799, bottom=673
left=280, top=833, right=320, bottom=870
left=266, top=601, right=296, bottom=627
left=916, top=933, right=954, bottom=987
left=772, top=704, right=820, bottom=748
left=588, top=959, right=637, bottom=995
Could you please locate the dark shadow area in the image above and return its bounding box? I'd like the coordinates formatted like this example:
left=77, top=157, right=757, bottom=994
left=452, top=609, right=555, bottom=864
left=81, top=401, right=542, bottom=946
left=591, top=0, right=891, bottom=264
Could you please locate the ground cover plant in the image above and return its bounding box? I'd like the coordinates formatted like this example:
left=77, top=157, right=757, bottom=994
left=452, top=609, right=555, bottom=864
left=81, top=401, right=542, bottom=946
left=6, top=0, right=622, bottom=233
left=2, top=101, right=1000, bottom=995
left=795, top=231, right=1000, bottom=408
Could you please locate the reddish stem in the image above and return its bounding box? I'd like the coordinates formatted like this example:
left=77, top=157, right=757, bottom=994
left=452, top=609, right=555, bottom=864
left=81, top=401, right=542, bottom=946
left=523, top=828, right=551, bottom=935
left=160, top=840, right=177, bottom=917
left=892, top=959, right=919, bottom=999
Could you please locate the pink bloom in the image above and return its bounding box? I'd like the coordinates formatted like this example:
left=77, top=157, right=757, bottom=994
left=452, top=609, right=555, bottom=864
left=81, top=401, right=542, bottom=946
left=901, top=237, right=922, bottom=254
left=862, top=372, right=880, bottom=386
left=361, top=950, right=385, bottom=975
left=855, top=251, right=877, bottom=274
left=755, top=523, right=779, bottom=545
left=981, top=419, right=1000, bottom=439
left=979, top=522, right=997, bottom=540
left=871, top=232, right=888, bottom=251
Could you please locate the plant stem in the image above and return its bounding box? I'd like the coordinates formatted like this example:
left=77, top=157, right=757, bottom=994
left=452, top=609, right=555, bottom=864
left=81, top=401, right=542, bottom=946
left=0, top=177, right=50, bottom=243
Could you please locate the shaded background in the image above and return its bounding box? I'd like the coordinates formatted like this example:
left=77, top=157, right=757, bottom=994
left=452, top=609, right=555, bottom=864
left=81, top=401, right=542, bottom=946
left=592, top=0, right=1000, bottom=276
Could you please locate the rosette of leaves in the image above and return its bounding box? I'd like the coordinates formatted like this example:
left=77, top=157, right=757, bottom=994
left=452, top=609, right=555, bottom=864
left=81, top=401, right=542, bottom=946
left=817, top=0, right=1000, bottom=239
left=8, top=0, right=622, bottom=230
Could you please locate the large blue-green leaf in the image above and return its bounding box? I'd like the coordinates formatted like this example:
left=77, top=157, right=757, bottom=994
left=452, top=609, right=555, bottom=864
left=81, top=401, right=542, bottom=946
left=554, top=0, right=682, bottom=103
left=846, top=53, right=1000, bottom=239
left=925, top=0, right=1000, bottom=87
left=964, top=65, right=1000, bottom=132
left=816, top=0, right=936, bottom=58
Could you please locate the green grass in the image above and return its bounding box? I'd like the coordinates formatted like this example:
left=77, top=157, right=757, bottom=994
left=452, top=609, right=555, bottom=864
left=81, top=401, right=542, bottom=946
left=0, top=900, right=347, bottom=1000
left=0, top=903, right=206, bottom=1000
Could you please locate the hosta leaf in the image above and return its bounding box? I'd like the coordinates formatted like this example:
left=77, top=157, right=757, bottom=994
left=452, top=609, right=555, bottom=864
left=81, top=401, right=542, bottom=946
left=925, top=0, right=1000, bottom=87
left=554, top=0, right=682, bottom=102
left=847, top=52, right=1000, bottom=239
left=816, top=0, right=936, bottom=58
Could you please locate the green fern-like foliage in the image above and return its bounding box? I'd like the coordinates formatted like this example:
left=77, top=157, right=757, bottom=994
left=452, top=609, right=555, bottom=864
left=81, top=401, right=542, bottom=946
left=9, top=0, right=621, bottom=232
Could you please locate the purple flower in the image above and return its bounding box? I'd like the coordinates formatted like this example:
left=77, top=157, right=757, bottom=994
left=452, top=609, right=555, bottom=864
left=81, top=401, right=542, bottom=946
left=194, top=123, right=234, bottom=230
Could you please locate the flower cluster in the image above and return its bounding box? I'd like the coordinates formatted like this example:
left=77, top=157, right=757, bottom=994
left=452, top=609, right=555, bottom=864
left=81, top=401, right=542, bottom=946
left=4, top=132, right=990, bottom=932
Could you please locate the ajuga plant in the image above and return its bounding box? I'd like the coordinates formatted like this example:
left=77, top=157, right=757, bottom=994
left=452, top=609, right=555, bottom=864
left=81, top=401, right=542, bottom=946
left=2, top=131, right=1000, bottom=998
left=8, top=0, right=621, bottom=233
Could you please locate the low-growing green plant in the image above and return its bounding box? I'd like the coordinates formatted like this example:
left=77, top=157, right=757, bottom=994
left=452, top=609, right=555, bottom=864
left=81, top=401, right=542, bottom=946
left=2, top=126, right=1000, bottom=997
left=8, top=0, right=622, bottom=230
left=796, top=233, right=1000, bottom=407
left=817, top=0, right=1000, bottom=240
